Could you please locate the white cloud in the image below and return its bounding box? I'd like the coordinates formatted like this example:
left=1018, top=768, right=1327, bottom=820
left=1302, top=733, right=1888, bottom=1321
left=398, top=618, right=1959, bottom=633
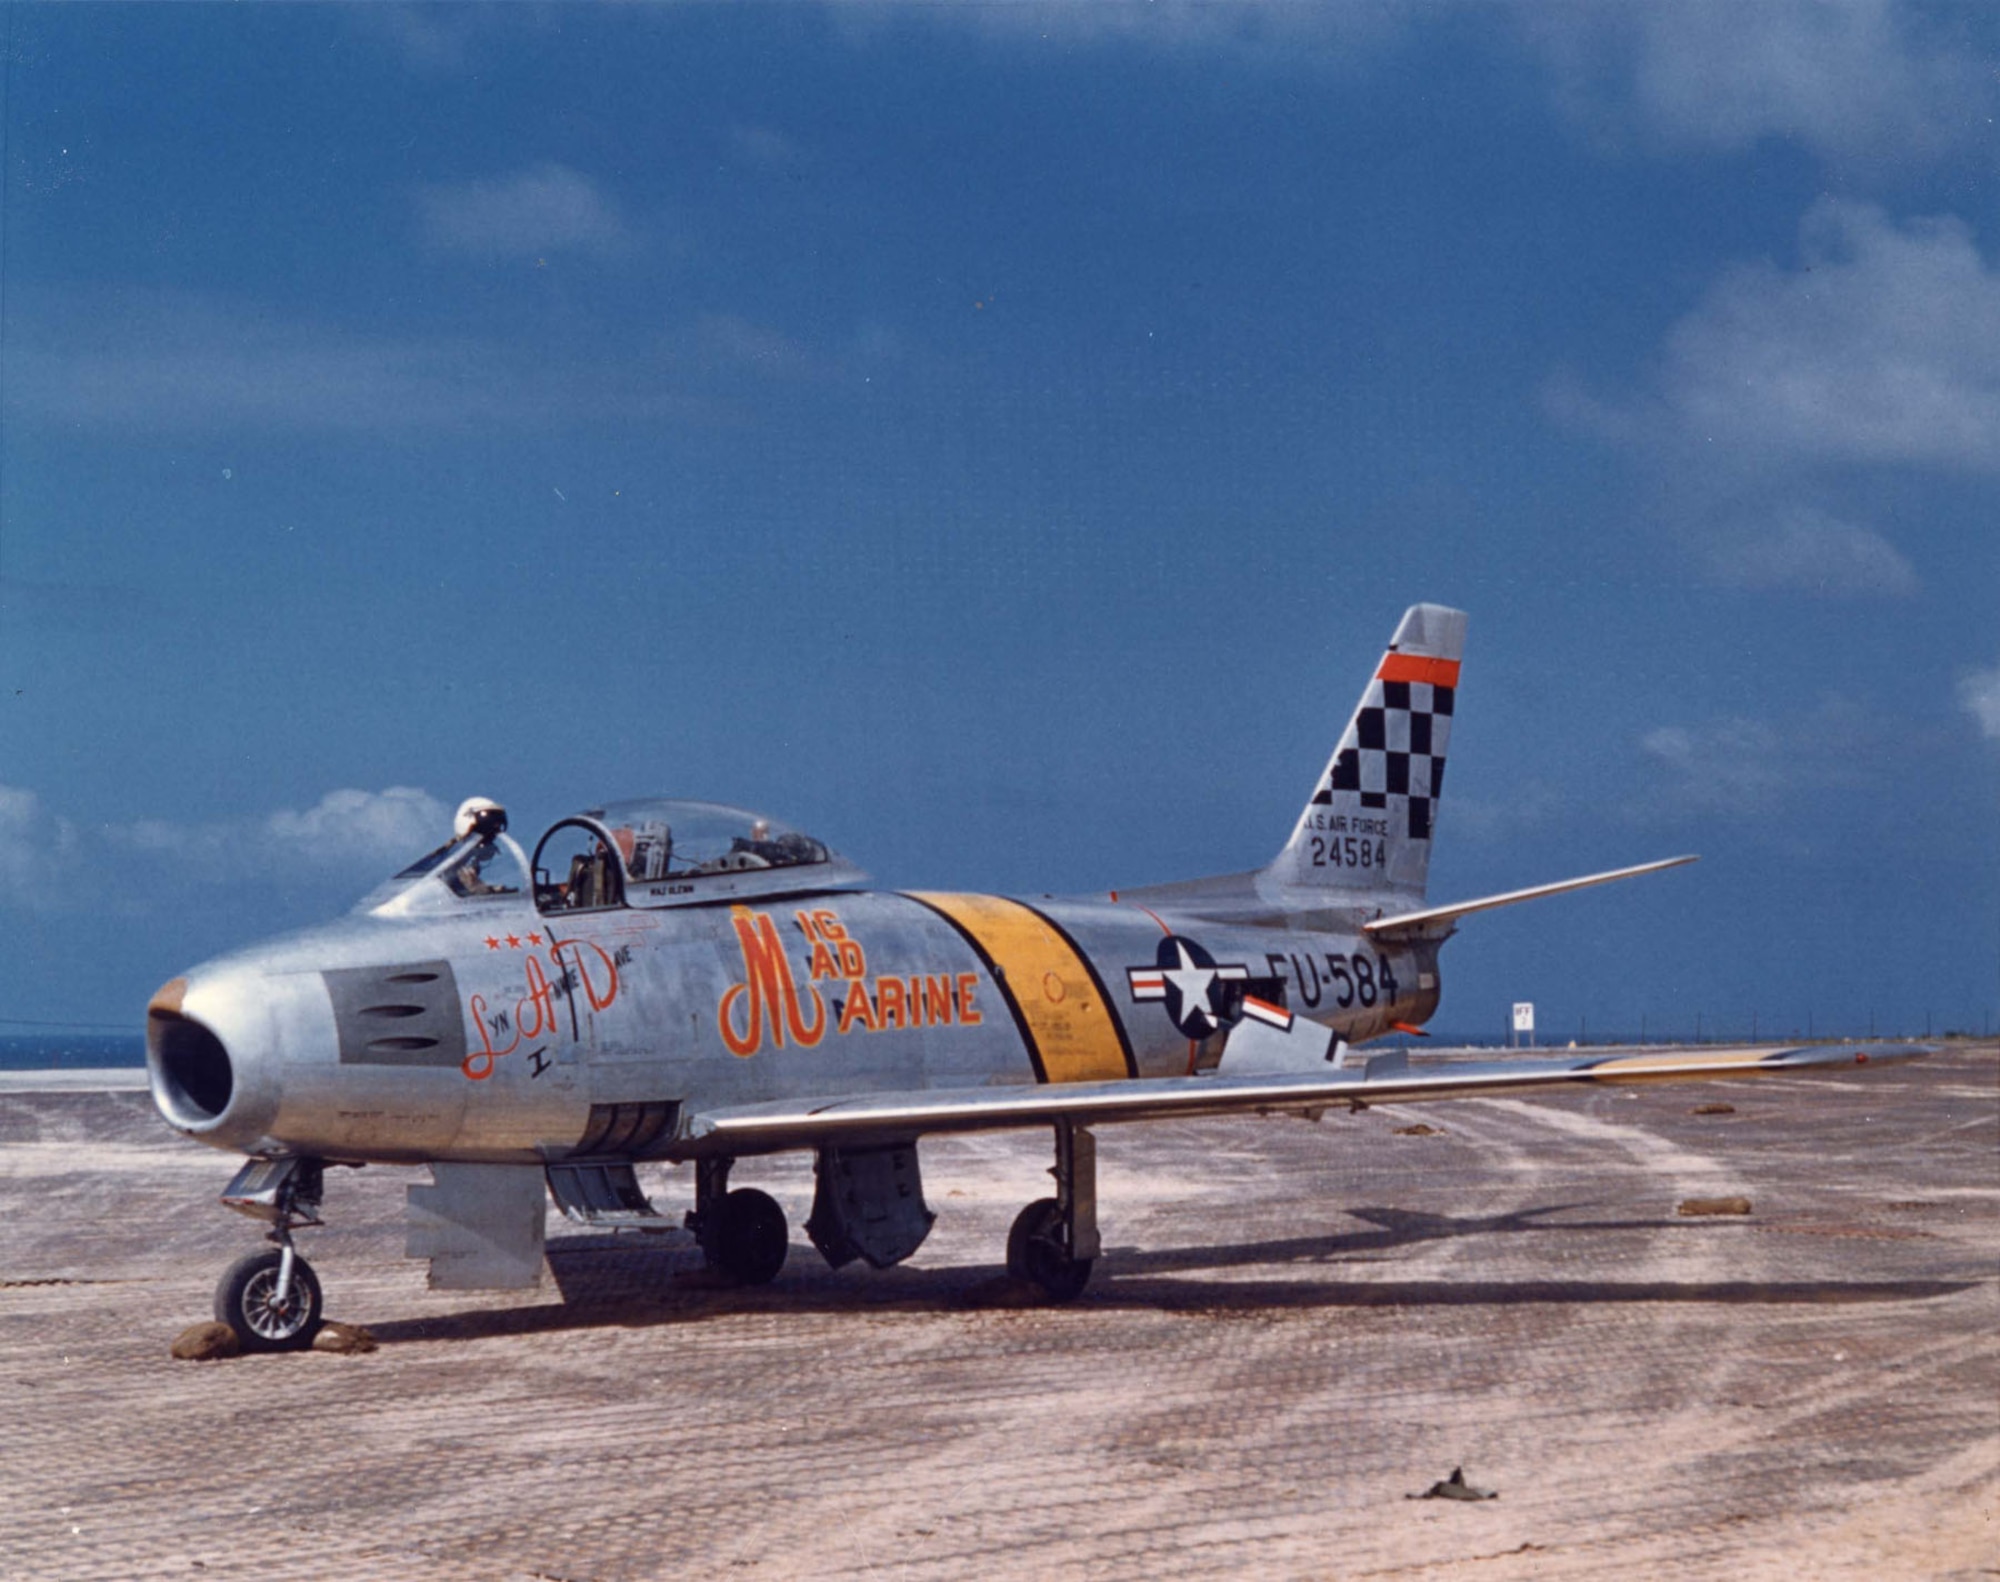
left=351, top=6, right=563, bottom=76
left=1062, top=2, right=1400, bottom=53
left=8, top=289, right=526, bottom=433
left=2, top=286, right=708, bottom=435
left=0, top=785, right=453, bottom=911
left=1655, top=202, right=2000, bottom=473
left=0, top=786, right=79, bottom=902
left=1519, top=0, right=1996, bottom=165
left=1629, top=697, right=1893, bottom=821
left=838, top=0, right=1416, bottom=62
left=695, top=314, right=824, bottom=381
left=1444, top=779, right=1568, bottom=843
left=1637, top=719, right=1790, bottom=814
left=123, top=817, right=225, bottom=862
left=1552, top=201, right=2000, bottom=598
left=1699, top=503, right=1919, bottom=599
left=849, top=0, right=1995, bottom=171
left=730, top=124, right=805, bottom=170
left=416, top=162, right=629, bottom=259
left=356, top=5, right=479, bottom=73
left=264, top=788, right=450, bottom=867
left=4, top=285, right=894, bottom=437
left=1959, top=667, right=2000, bottom=742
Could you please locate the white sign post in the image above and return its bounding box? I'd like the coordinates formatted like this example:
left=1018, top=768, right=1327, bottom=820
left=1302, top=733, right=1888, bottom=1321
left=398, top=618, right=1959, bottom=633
left=1511, top=1001, right=1535, bottom=1048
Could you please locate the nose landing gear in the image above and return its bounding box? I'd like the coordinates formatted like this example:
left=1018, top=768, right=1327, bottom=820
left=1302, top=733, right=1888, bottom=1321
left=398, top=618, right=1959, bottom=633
left=216, top=1245, right=323, bottom=1350
left=215, top=1157, right=327, bottom=1352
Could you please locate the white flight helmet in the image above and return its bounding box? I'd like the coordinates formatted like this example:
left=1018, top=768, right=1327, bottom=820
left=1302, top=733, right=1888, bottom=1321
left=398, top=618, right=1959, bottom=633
left=453, top=796, right=508, bottom=841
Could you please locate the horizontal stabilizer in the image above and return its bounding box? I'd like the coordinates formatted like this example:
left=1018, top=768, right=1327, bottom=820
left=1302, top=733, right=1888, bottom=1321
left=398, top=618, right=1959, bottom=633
left=685, top=1042, right=1927, bottom=1152
left=1362, top=855, right=1697, bottom=939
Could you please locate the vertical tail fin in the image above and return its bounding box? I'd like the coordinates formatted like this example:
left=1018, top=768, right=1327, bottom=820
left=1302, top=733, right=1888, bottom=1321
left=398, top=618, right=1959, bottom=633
left=1266, top=603, right=1468, bottom=901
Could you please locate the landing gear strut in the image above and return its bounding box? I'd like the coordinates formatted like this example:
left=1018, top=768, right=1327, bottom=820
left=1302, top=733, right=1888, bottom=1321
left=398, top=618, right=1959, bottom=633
left=1007, top=1121, right=1098, bottom=1301
left=687, top=1157, right=789, bottom=1285
left=215, top=1157, right=326, bottom=1351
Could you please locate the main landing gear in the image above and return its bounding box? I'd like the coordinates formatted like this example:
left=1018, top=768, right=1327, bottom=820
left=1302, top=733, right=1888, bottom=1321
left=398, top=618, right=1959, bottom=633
left=687, top=1157, right=789, bottom=1286
left=214, top=1157, right=327, bottom=1351
left=1007, top=1121, right=1098, bottom=1301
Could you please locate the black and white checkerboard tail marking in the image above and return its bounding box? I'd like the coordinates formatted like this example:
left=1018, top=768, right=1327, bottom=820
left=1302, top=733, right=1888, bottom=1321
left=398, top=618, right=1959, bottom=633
left=1265, top=602, right=1468, bottom=901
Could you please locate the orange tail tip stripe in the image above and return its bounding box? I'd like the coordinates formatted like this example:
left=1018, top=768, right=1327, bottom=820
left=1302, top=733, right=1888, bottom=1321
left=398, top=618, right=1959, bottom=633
left=907, top=892, right=1133, bottom=1084
left=1376, top=653, right=1461, bottom=688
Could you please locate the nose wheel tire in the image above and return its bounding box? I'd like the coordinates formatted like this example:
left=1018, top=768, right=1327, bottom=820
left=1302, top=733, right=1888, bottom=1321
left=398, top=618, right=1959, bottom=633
left=215, top=1248, right=324, bottom=1352
left=710, top=1188, right=789, bottom=1286
left=1007, top=1197, right=1093, bottom=1301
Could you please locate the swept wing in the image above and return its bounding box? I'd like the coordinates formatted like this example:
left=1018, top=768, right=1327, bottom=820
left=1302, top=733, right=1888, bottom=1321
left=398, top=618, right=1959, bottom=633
left=686, top=1042, right=1924, bottom=1152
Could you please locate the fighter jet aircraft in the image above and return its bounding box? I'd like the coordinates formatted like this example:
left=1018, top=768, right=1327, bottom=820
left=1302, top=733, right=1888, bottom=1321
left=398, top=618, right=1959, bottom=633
left=146, top=604, right=1922, bottom=1349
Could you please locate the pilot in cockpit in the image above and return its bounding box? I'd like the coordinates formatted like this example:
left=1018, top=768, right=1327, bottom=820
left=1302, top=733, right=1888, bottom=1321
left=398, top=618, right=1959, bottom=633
left=446, top=796, right=512, bottom=897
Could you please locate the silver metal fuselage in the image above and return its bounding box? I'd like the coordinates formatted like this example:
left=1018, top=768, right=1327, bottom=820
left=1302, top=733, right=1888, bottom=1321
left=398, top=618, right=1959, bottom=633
left=148, top=879, right=1437, bottom=1167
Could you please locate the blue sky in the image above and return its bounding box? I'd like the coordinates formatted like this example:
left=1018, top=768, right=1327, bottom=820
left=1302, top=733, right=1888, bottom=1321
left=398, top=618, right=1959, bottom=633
left=1, top=2, right=1994, bottom=1041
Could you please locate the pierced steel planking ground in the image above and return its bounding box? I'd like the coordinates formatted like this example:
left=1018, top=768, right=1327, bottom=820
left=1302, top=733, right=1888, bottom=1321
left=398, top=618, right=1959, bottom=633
left=1, top=1044, right=1994, bottom=1580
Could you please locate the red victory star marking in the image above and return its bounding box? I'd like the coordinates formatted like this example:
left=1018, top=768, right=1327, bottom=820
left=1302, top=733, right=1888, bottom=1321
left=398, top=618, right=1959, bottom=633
left=484, top=937, right=502, bottom=951
left=505, top=934, right=522, bottom=950
left=526, top=932, right=544, bottom=947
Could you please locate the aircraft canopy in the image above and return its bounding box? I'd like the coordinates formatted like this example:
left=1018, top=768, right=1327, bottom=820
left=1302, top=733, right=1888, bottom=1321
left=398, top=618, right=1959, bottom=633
left=592, top=800, right=826, bottom=879
left=534, top=799, right=867, bottom=912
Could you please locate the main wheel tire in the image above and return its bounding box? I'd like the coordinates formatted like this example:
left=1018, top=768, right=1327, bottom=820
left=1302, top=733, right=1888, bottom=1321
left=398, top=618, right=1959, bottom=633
left=215, top=1248, right=323, bottom=1352
left=1006, top=1197, right=1092, bottom=1301
left=713, top=1188, right=788, bottom=1285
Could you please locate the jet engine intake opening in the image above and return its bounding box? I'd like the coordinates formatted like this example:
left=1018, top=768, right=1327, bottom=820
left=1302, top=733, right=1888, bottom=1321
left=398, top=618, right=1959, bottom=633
left=149, top=1011, right=234, bottom=1126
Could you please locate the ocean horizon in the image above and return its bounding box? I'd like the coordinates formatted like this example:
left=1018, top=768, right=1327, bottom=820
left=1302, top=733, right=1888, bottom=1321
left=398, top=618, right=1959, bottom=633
left=0, top=1034, right=147, bottom=1071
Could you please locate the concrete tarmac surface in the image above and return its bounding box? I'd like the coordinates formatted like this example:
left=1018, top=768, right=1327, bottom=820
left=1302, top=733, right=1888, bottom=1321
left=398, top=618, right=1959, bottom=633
left=3, top=1044, right=1994, bottom=1580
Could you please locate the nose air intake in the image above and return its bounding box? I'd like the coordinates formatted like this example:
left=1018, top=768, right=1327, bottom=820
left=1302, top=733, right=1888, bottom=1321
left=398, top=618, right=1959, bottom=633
left=147, top=978, right=234, bottom=1128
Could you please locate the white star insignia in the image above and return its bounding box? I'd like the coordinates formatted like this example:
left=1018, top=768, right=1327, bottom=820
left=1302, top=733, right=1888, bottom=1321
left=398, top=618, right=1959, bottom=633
left=1162, top=940, right=1219, bottom=1030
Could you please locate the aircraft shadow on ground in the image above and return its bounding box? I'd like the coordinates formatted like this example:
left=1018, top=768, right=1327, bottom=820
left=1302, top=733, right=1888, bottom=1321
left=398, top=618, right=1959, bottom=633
left=359, top=1202, right=1978, bottom=1345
